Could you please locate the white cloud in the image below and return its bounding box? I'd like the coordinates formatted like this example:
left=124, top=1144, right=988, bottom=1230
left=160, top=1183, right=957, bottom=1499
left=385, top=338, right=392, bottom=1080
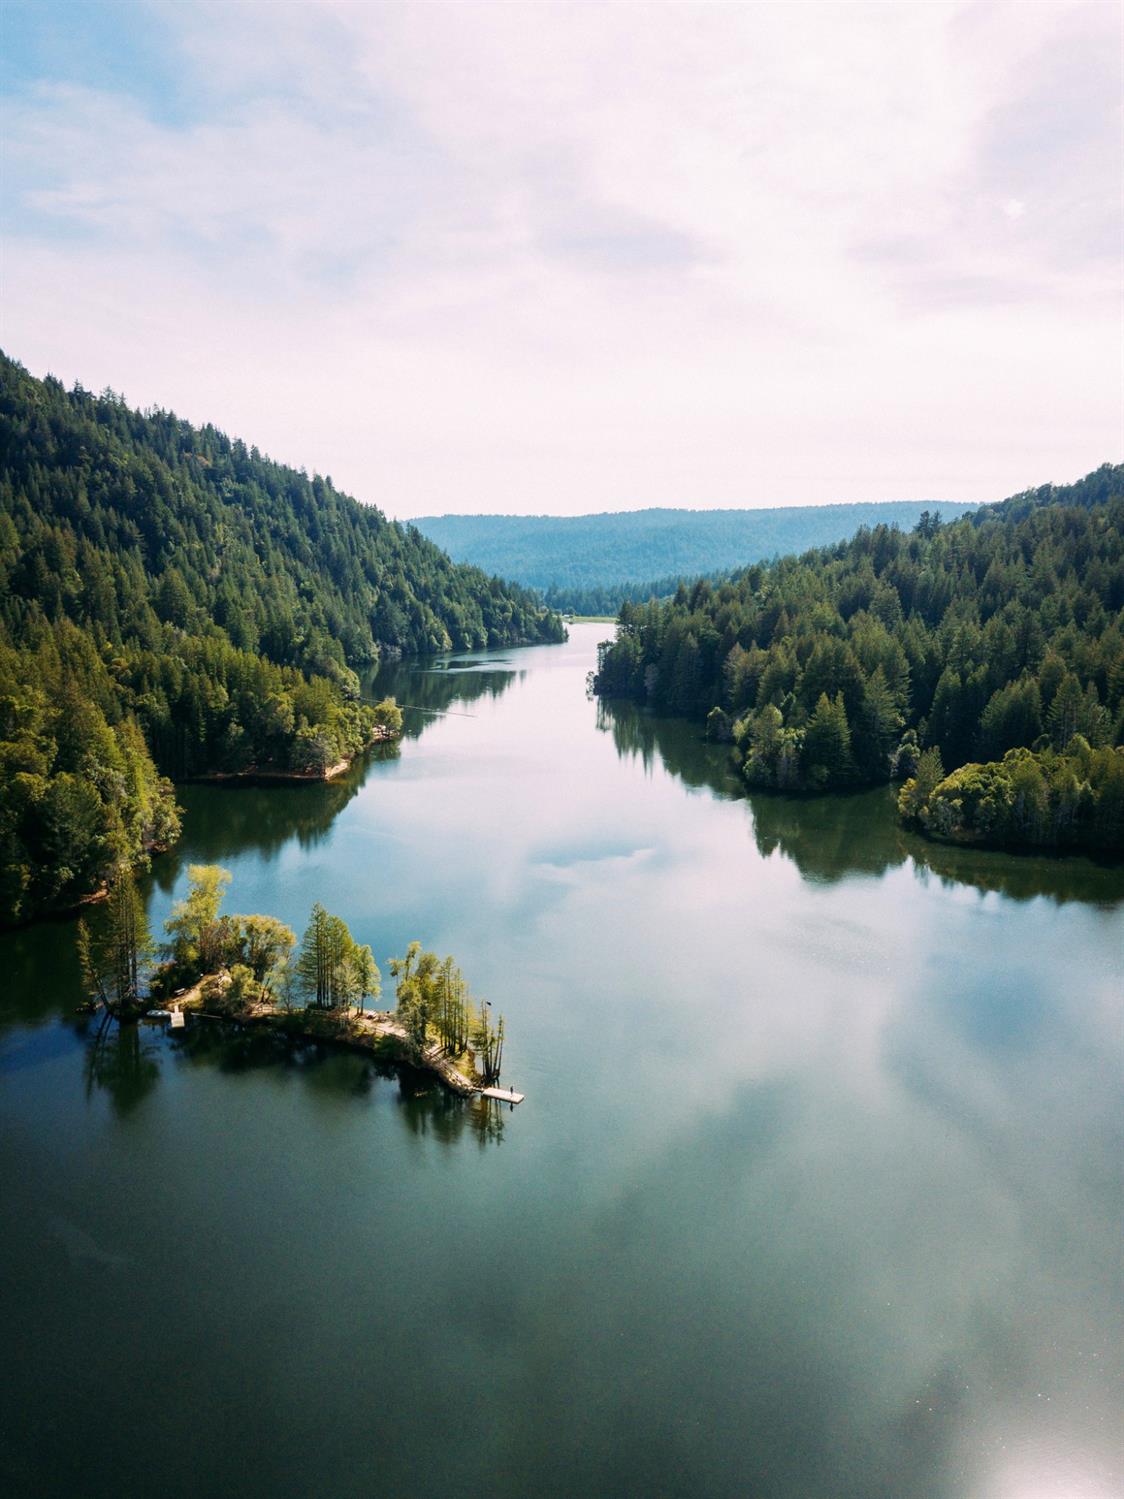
left=1, top=0, right=1120, bottom=515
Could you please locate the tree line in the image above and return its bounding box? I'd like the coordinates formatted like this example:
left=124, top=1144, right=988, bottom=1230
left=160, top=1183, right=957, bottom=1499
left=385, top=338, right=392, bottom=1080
left=0, top=351, right=560, bottom=923
left=593, top=466, right=1124, bottom=852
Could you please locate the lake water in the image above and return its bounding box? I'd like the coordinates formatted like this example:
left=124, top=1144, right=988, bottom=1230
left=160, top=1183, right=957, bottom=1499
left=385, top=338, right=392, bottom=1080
left=1, top=623, right=1121, bottom=1499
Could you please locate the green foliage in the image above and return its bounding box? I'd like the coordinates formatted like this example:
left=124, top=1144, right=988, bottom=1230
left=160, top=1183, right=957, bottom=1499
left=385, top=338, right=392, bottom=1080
left=295, top=902, right=379, bottom=1011
left=164, top=864, right=233, bottom=974
left=0, top=628, right=181, bottom=923
left=389, top=941, right=501, bottom=1077
left=802, top=693, right=855, bottom=789
left=371, top=697, right=404, bottom=738
left=0, top=353, right=562, bottom=670
left=156, top=863, right=297, bottom=999
left=594, top=465, right=1124, bottom=834
left=0, top=351, right=562, bottom=922
left=900, top=741, right=1124, bottom=851
left=77, top=868, right=155, bottom=1018
left=897, top=748, right=945, bottom=825
left=239, top=914, right=298, bottom=995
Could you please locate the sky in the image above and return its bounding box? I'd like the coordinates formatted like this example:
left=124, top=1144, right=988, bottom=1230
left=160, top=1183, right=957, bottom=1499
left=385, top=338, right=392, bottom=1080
left=1, top=0, right=1121, bottom=520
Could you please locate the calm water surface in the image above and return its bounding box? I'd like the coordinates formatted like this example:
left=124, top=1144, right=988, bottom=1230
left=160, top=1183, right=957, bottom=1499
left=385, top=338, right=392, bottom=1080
left=1, top=624, right=1122, bottom=1499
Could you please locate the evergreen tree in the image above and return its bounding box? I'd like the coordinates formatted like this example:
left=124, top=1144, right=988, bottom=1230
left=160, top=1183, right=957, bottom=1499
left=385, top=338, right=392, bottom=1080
left=802, top=693, right=854, bottom=788
left=592, top=462, right=1124, bottom=837
left=77, top=869, right=154, bottom=1019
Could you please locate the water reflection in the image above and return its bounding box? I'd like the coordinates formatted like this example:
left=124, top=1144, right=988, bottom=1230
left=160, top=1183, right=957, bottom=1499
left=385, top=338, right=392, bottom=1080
left=598, top=698, right=1124, bottom=905
left=396, top=1085, right=507, bottom=1148
left=0, top=914, right=85, bottom=1032
left=366, top=656, right=523, bottom=740
left=597, top=697, right=742, bottom=797
left=154, top=764, right=375, bottom=883
left=2, top=625, right=1121, bottom=1499
left=77, top=1014, right=505, bottom=1147
left=151, top=657, right=523, bottom=886
left=83, top=1019, right=161, bottom=1116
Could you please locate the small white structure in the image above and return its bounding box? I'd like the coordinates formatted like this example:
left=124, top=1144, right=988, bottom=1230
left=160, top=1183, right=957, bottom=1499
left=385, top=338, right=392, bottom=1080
left=169, top=1010, right=186, bottom=1030
left=479, top=1086, right=524, bottom=1105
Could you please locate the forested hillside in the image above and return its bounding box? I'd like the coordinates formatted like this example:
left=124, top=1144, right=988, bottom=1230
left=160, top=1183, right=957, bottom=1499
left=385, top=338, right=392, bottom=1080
left=414, top=500, right=979, bottom=612
left=594, top=467, right=1124, bottom=852
left=0, top=353, right=563, bottom=923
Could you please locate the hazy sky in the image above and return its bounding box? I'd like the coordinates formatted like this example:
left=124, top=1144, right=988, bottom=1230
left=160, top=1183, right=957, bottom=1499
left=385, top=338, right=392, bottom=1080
left=2, top=1, right=1121, bottom=519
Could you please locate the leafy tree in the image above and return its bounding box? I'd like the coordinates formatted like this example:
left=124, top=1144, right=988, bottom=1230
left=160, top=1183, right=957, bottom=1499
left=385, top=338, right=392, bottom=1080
left=371, top=698, right=404, bottom=738
left=898, top=741, right=1124, bottom=851
left=238, top=914, right=297, bottom=994
left=164, top=865, right=233, bottom=974
left=389, top=942, right=490, bottom=1065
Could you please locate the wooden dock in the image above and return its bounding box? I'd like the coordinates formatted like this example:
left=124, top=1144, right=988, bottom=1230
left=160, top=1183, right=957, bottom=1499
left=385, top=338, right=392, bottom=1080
left=479, top=1086, right=525, bottom=1105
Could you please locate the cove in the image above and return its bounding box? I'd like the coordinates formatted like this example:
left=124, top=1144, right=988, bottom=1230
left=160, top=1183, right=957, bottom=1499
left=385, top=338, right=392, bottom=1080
left=1, top=624, right=1121, bottom=1499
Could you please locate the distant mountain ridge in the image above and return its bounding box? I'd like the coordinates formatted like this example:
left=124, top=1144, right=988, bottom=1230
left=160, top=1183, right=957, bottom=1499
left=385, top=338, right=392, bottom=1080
left=412, top=501, right=982, bottom=611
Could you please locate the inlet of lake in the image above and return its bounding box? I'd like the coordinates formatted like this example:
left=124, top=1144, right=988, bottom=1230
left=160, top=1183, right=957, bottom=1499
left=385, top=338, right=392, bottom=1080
left=1, top=623, right=1121, bottom=1499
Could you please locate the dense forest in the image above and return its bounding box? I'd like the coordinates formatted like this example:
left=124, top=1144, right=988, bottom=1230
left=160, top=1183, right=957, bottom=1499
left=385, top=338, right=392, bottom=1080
left=594, top=467, right=1124, bottom=852
left=414, top=500, right=978, bottom=611
left=0, top=353, right=562, bottom=924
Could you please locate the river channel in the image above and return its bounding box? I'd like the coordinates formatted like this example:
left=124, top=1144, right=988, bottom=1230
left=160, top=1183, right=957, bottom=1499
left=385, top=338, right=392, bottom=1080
left=1, top=623, right=1121, bottom=1498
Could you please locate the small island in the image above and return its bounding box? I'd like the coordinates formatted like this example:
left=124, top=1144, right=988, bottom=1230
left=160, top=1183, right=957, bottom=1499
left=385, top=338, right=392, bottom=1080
left=78, top=863, right=510, bottom=1101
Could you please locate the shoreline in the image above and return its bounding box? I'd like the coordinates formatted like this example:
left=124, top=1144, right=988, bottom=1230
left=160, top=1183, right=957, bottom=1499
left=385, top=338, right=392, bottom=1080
left=185, top=725, right=401, bottom=786
left=155, top=972, right=481, bottom=1097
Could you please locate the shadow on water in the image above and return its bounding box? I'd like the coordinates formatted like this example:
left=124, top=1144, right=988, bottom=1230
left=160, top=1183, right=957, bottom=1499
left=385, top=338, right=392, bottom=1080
left=596, top=698, right=744, bottom=797
left=598, top=698, right=1124, bottom=906
left=367, top=656, right=523, bottom=740
left=77, top=1016, right=506, bottom=1147
left=83, top=1019, right=162, bottom=1117
left=156, top=754, right=381, bottom=880
left=0, top=916, right=85, bottom=1034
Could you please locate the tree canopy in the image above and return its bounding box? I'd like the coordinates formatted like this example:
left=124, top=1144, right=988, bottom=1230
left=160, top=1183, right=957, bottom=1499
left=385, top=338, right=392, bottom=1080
left=594, top=465, right=1124, bottom=851
left=0, top=351, right=563, bottom=923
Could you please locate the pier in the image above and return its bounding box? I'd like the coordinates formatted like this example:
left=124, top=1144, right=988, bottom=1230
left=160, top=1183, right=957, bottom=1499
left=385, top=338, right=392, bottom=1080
left=479, top=1086, right=524, bottom=1105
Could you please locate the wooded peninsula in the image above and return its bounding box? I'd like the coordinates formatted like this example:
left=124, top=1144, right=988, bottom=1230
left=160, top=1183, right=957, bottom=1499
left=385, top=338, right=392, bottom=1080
left=594, top=466, right=1124, bottom=854
left=79, top=863, right=507, bottom=1097
left=0, top=354, right=563, bottom=926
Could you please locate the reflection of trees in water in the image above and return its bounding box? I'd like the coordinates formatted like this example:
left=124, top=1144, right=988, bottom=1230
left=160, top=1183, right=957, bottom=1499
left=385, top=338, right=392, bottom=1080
left=596, top=700, right=742, bottom=798
left=366, top=659, right=522, bottom=741
left=751, top=788, right=1124, bottom=903
left=148, top=657, right=521, bottom=895
left=749, top=788, right=904, bottom=884
left=0, top=916, right=85, bottom=1033
left=152, top=1019, right=505, bottom=1147
left=151, top=765, right=374, bottom=895
left=84, top=1018, right=161, bottom=1116
left=396, top=1083, right=506, bottom=1148
left=899, top=824, right=1124, bottom=905
left=598, top=700, right=1124, bottom=906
